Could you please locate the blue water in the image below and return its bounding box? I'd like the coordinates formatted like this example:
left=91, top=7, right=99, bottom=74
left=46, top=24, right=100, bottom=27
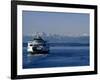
left=23, top=44, right=89, bottom=69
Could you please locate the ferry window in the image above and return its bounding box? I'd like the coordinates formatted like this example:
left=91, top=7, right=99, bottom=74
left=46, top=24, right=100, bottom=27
left=30, top=44, right=33, bottom=46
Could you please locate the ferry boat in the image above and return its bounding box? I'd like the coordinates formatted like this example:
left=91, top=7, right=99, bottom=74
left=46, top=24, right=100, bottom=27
left=27, top=33, right=49, bottom=55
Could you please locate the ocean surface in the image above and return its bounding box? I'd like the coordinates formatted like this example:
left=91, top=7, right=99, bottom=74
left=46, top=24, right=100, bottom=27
left=23, top=43, right=89, bottom=69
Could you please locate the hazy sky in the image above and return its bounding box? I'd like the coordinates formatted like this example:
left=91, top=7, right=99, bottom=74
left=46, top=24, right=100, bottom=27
left=22, top=11, right=89, bottom=36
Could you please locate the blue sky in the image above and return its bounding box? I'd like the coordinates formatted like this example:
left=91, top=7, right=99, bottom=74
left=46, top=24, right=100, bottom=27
left=22, top=11, right=89, bottom=36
